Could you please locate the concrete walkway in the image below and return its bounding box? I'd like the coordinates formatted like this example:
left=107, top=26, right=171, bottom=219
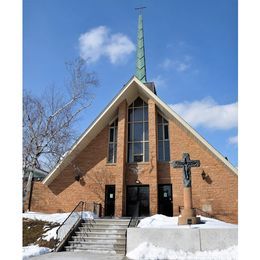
left=30, top=251, right=128, bottom=260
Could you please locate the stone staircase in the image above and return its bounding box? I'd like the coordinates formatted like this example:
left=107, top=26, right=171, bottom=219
left=65, top=218, right=130, bottom=255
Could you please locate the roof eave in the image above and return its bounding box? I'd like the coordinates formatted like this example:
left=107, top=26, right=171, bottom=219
left=43, top=76, right=237, bottom=186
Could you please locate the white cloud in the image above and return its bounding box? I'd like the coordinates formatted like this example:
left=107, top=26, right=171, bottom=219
left=161, top=58, right=175, bottom=69
left=228, top=135, right=238, bottom=145
left=79, top=26, right=135, bottom=64
left=170, top=97, right=238, bottom=130
left=161, top=56, right=192, bottom=72
left=177, top=62, right=190, bottom=72
left=105, top=33, right=135, bottom=63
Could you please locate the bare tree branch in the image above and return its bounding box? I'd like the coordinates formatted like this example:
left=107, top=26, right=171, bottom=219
left=23, top=57, right=98, bottom=172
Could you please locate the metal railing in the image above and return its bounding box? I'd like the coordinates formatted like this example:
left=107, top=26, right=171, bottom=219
left=55, top=201, right=101, bottom=251
left=124, top=216, right=140, bottom=255
left=83, top=202, right=99, bottom=232
left=56, top=201, right=84, bottom=243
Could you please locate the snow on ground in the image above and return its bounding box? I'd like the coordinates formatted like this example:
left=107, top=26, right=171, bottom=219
left=138, top=214, right=237, bottom=229
left=23, top=211, right=97, bottom=243
left=22, top=211, right=97, bottom=224
left=22, top=245, right=51, bottom=259
left=42, top=226, right=59, bottom=241
left=127, top=242, right=237, bottom=260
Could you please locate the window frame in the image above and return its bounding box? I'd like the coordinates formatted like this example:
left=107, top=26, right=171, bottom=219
left=128, top=97, right=149, bottom=163
left=107, top=118, right=118, bottom=164
left=157, top=113, right=170, bottom=162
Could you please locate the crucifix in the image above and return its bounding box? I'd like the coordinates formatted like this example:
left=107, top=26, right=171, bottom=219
left=171, top=153, right=201, bottom=225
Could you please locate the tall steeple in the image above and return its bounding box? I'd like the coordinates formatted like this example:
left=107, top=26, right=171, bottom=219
left=135, top=14, right=147, bottom=83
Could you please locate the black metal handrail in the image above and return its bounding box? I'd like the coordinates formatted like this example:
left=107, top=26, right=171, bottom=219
left=124, top=217, right=132, bottom=256
left=83, top=201, right=97, bottom=232
left=124, top=216, right=140, bottom=255
left=56, top=201, right=84, bottom=243
left=55, top=201, right=100, bottom=251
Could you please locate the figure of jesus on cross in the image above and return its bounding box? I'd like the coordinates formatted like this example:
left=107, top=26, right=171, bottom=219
left=171, top=153, right=201, bottom=225
left=172, top=153, right=200, bottom=187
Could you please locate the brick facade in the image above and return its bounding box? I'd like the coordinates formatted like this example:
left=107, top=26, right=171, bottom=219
left=27, top=97, right=238, bottom=224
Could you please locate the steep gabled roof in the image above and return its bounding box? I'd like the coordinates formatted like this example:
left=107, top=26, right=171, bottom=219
left=43, top=76, right=237, bottom=185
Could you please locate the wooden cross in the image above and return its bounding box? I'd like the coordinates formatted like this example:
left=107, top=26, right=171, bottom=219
left=171, top=153, right=200, bottom=187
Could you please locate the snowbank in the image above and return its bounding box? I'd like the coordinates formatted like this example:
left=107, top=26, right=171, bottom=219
left=22, top=211, right=97, bottom=224
left=127, top=242, right=237, bottom=260
left=42, top=226, right=59, bottom=241
left=138, top=214, right=237, bottom=229
left=22, top=245, right=51, bottom=259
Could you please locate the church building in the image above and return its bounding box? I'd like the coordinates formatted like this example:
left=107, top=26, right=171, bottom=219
left=26, top=15, right=238, bottom=224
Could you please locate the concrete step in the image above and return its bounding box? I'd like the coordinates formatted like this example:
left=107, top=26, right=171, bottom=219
left=92, top=219, right=130, bottom=224
left=65, top=245, right=125, bottom=255
left=82, top=221, right=129, bottom=227
left=66, top=244, right=125, bottom=252
left=79, top=227, right=127, bottom=232
left=65, top=218, right=128, bottom=255
left=82, top=223, right=129, bottom=229
left=72, top=236, right=126, bottom=242
left=68, top=241, right=125, bottom=247
left=75, top=231, right=125, bottom=238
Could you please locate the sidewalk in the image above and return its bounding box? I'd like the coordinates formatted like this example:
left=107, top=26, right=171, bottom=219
left=30, top=251, right=129, bottom=260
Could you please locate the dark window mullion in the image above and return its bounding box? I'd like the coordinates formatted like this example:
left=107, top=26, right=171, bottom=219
left=131, top=142, right=133, bottom=162
left=113, top=142, right=115, bottom=163
left=162, top=122, right=165, bottom=161
left=113, top=125, right=116, bottom=163
left=142, top=106, right=145, bottom=160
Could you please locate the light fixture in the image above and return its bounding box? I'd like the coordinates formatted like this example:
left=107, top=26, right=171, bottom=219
left=135, top=180, right=140, bottom=184
left=75, top=175, right=81, bottom=181
left=201, top=170, right=207, bottom=180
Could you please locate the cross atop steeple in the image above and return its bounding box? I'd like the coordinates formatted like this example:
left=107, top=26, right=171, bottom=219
left=135, top=9, right=147, bottom=83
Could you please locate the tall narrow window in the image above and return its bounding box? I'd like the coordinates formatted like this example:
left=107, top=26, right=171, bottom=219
left=157, top=113, right=170, bottom=161
left=108, top=118, right=118, bottom=163
left=128, top=97, right=149, bottom=163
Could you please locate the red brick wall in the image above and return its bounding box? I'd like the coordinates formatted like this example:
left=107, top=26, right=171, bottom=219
left=164, top=118, right=238, bottom=223
left=28, top=97, right=238, bottom=223
left=115, top=100, right=127, bottom=216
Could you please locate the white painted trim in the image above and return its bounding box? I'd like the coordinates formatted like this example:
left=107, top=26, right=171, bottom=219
left=43, top=76, right=237, bottom=185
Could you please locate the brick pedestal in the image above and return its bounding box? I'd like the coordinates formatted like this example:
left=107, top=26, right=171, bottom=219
left=178, top=187, right=200, bottom=225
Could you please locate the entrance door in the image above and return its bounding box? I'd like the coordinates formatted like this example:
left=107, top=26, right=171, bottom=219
left=105, top=185, right=115, bottom=217
left=158, top=184, right=173, bottom=216
left=126, top=185, right=149, bottom=217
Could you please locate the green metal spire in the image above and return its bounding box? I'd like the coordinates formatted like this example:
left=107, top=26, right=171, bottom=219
left=135, top=14, right=147, bottom=83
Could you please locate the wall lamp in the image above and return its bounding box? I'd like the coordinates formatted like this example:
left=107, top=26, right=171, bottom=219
left=201, top=170, right=212, bottom=184
left=201, top=170, right=208, bottom=180
left=75, top=174, right=81, bottom=181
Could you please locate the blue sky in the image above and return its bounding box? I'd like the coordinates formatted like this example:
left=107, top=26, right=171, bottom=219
left=23, top=0, right=238, bottom=166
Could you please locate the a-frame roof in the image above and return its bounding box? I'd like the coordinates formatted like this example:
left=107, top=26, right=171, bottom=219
left=43, top=76, right=237, bottom=185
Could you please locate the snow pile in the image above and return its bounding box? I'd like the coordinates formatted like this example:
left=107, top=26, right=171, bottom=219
left=22, top=245, right=51, bottom=259
left=23, top=211, right=97, bottom=224
left=23, top=211, right=98, bottom=243
left=138, top=214, right=178, bottom=228
left=42, top=226, right=59, bottom=241
left=23, top=212, right=70, bottom=224
left=138, top=214, right=237, bottom=229
left=127, top=242, right=237, bottom=260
